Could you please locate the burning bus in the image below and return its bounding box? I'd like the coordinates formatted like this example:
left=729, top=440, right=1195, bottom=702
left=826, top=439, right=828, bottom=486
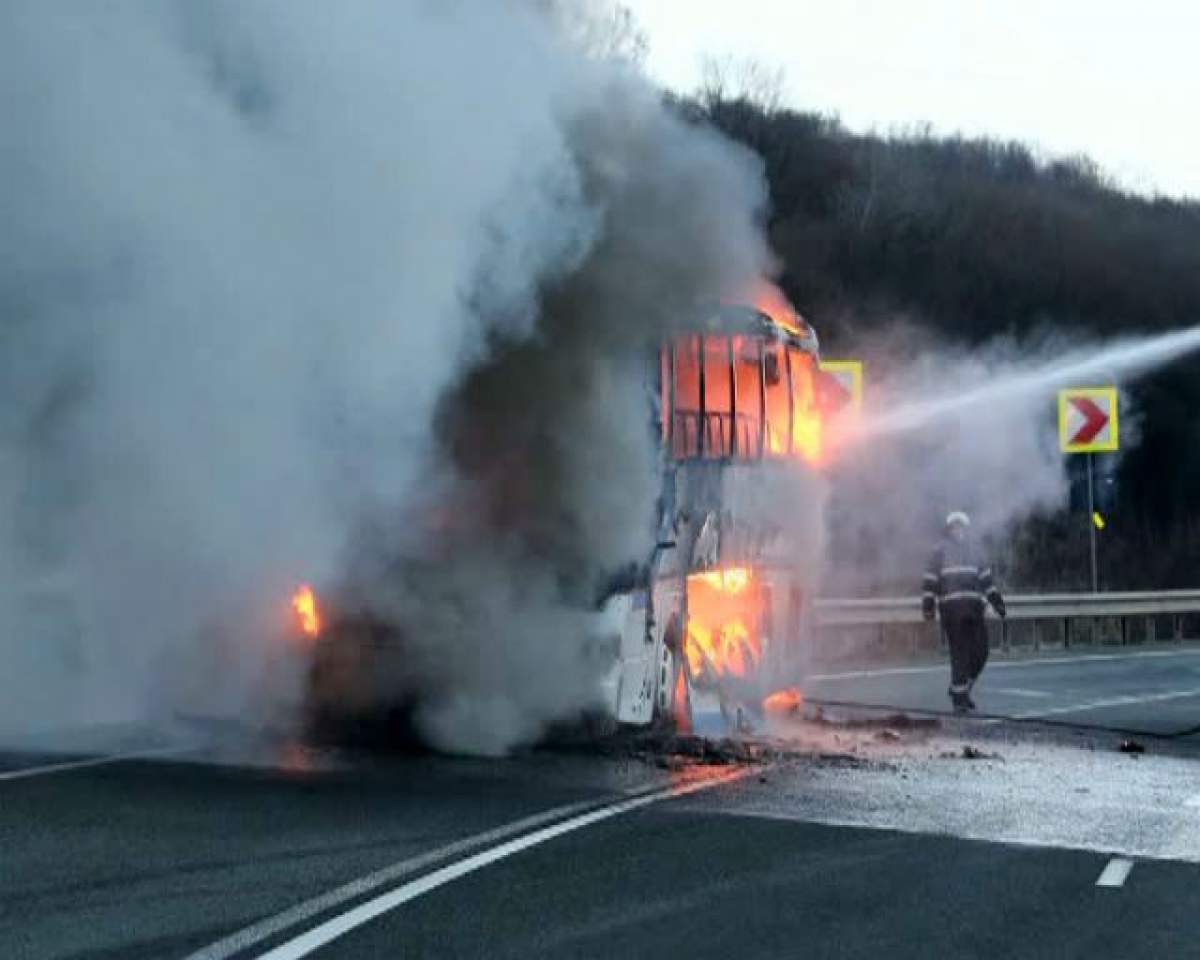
left=598, top=302, right=827, bottom=734
left=297, top=301, right=830, bottom=740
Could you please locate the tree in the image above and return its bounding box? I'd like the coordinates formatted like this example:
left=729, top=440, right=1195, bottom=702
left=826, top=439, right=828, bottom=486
left=683, top=93, right=1200, bottom=590
left=697, top=53, right=786, bottom=115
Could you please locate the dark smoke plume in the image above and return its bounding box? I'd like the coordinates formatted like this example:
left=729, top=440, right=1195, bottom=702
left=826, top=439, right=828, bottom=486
left=0, top=1, right=777, bottom=753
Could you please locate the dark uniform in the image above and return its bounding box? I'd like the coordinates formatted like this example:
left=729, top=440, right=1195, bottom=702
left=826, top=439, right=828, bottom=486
left=922, top=533, right=1006, bottom=709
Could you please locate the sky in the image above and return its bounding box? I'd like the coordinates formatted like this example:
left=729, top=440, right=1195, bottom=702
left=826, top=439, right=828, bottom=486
left=628, top=0, right=1200, bottom=199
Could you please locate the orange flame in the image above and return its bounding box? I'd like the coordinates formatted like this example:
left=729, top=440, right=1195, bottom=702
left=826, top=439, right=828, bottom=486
left=291, top=584, right=321, bottom=638
left=750, top=280, right=806, bottom=336
left=750, top=282, right=825, bottom=464
left=788, top=348, right=824, bottom=465
left=691, top=567, right=751, bottom=592
left=684, top=566, right=764, bottom=682
left=792, top=408, right=823, bottom=465
left=662, top=284, right=829, bottom=467
left=763, top=687, right=804, bottom=714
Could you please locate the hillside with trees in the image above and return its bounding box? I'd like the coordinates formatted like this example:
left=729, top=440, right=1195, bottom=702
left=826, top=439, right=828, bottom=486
left=683, top=91, right=1200, bottom=590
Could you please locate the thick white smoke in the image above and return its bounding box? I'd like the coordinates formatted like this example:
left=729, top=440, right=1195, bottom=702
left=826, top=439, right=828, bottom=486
left=0, top=2, right=775, bottom=751
left=822, top=320, right=1200, bottom=595
left=823, top=329, right=1068, bottom=595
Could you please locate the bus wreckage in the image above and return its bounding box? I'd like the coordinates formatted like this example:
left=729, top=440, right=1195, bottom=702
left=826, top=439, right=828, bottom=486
left=596, top=303, right=830, bottom=734
left=298, top=303, right=838, bottom=738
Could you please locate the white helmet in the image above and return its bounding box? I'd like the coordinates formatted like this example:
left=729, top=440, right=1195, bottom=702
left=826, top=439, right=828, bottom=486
left=945, top=511, right=970, bottom=529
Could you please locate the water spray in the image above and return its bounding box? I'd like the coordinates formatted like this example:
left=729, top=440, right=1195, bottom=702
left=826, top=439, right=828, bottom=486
left=854, top=325, right=1200, bottom=440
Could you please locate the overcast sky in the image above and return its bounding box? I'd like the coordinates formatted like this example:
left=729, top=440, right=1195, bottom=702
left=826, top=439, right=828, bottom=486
left=627, top=0, right=1199, bottom=199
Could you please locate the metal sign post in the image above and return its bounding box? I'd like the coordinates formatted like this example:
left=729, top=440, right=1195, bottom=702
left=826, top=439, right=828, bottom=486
left=1086, top=453, right=1098, bottom=593
left=1059, top=387, right=1119, bottom=594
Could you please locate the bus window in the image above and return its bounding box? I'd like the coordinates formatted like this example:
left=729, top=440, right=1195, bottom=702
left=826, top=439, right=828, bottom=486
left=672, top=335, right=700, bottom=459
left=703, top=335, right=733, bottom=457
left=733, top=335, right=763, bottom=458
left=788, top=347, right=822, bottom=463
left=763, top=343, right=790, bottom=457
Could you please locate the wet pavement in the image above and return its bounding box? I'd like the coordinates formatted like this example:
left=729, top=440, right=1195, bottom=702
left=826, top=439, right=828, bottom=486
left=4, top=645, right=1200, bottom=959
left=808, top=643, right=1200, bottom=738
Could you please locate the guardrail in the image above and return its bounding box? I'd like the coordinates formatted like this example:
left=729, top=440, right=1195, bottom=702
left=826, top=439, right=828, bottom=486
left=817, top=590, right=1200, bottom=625
left=813, top=590, right=1200, bottom=657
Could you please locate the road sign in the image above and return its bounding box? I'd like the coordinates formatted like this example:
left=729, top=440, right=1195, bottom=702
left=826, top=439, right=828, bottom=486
left=818, top=360, right=863, bottom=413
left=1059, top=387, right=1118, bottom=453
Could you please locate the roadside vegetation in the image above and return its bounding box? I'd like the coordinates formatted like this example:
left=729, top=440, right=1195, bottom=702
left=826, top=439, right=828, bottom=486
left=684, top=88, right=1200, bottom=590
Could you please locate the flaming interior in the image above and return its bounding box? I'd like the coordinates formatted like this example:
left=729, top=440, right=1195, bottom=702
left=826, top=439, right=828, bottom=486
left=684, top=566, right=765, bottom=683
left=662, top=325, right=824, bottom=466
left=291, top=584, right=322, bottom=638
left=789, top=352, right=823, bottom=464
left=751, top=283, right=806, bottom=337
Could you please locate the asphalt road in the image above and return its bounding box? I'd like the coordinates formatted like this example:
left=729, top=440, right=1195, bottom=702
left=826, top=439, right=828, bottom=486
left=5, top=645, right=1200, bottom=960
left=332, top=808, right=1200, bottom=960
left=809, top=643, right=1200, bottom=737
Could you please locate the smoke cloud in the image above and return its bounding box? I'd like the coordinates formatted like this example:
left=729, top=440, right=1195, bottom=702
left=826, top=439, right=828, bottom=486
left=822, top=319, right=1200, bottom=596
left=0, top=2, right=775, bottom=752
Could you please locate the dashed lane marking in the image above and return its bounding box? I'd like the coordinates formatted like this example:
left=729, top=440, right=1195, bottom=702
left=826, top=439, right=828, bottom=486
left=1096, top=857, right=1134, bottom=887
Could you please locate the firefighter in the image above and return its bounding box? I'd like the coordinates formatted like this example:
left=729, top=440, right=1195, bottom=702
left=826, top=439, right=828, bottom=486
left=922, top=511, right=1006, bottom=713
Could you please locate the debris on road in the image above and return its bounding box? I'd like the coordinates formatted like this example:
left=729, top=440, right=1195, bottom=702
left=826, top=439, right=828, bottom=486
left=941, top=744, right=1003, bottom=761
left=621, top=733, right=778, bottom=769
left=1118, top=738, right=1146, bottom=755
left=804, top=707, right=940, bottom=732
left=817, top=751, right=866, bottom=766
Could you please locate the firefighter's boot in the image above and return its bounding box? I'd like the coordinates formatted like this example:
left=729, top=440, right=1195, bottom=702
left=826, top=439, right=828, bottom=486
left=965, top=678, right=979, bottom=711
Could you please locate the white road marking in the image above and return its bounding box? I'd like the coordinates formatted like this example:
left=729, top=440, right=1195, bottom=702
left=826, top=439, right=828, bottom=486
left=992, top=688, right=1053, bottom=698
left=186, top=794, right=610, bottom=960
left=1096, top=857, right=1134, bottom=887
left=810, top=664, right=944, bottom=681
left=245, top=771, right=747, bottom=960
left=0, top=746, right=189, bottom=782
left=1014, top=686, right=1200, bottom=720
left=810, top=647, right=1200, bottom=683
